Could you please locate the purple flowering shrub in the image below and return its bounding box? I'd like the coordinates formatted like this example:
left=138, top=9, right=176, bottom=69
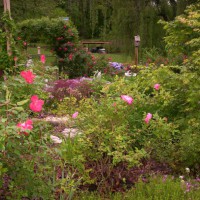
left=46, top=78, right=93, bottom=101
left=109, top=62, right=124, bottom=70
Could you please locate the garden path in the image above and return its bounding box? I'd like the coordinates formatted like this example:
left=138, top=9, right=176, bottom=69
left=39, top=115, right=80, bottom=143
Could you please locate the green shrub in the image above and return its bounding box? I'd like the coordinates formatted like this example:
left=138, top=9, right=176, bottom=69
left=0, top=64, right=56, bottom=199
left=74, top=176, right=200, bottom=200
left=126, top=176, right=200, bottom=200
left=0, top=12, right=19, bottom=73
left=160, top=2, right=200, bottom=71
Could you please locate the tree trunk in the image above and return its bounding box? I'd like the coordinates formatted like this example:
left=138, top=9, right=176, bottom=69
left=3, top=0, right=12, bottom=56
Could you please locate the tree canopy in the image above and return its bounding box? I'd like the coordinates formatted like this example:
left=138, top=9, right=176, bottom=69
left=0, top=0, right=198, bottom=53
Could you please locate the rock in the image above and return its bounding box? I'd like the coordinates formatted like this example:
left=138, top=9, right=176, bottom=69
left=62, top=128, right=81, bottom=138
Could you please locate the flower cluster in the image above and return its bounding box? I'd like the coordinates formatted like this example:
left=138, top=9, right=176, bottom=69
left=109, top=62, right=124, bottom=70
left=121, top=95, right=133, bottom=105
left=30, top=95, right=44, bottom=112
left=154, top=83, right=160, bottom=91
left=20, top=70, right=35, bottom=84
left=40, top=55, right=46, bottom=64
left=17, top=119, right=33, bottom=135
left=17, top=72, right=45, bottom=135
left=144, top=113, right=152, bottom=124
left=120, top=83, right=161, bottom=124
left=72, top=111, right=78, bottom=118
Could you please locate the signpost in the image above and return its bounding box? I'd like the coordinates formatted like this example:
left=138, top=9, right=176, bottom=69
left=134, top=35, right=140, bottom=66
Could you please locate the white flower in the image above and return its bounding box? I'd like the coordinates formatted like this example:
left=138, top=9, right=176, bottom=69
left=185, top=167, right=190, bottom=173
left=132, top=73, right=137, bottom=77
left=50, top=135, right=62, bottom=144
left=125, top=71, right=137, bottom=77
left=179, top=176, right=184, bottom=179
left=125, top=71, right=132, bottom=77
left=44, top=79, right=48, bottom=83
left=93, top=71, right=102, bottom=80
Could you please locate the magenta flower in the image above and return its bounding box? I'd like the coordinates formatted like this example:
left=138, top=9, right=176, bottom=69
left=144, top=113, right=152, bottom=124
left=17, top=119, right=33, bottom=135
left=121, top=95, right=133, bottom=105
left=20, top=70, right=36, bottom=84
left=40, top=54, right=46, bottom=64
left=154, top=84, right=160, bottom=91
left=72, top=111, right=78, bottom=118
left=69, top=53, right=73, bottom=61
left=29, top=95, right=44, bottom=112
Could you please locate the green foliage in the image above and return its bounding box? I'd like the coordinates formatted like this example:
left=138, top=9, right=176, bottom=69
left=17, top=17, right=109, bottom=78
left=0, top=62, right=59, bottom=199
left=0, top=12, right=19, bottom=72
left=74, top=176, right=200, bottom=200
left=160, top=2, right=200, bottom=71
left=125, top=176, right=200, bottom=200
left=63, top=64, right=199, bottom=174
left=0, top=0, right=62, bottom=21
left=17, top=17, right=79, bottom=75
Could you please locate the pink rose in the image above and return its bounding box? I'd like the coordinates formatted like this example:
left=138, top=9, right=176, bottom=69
left=154, top=84, right=160, bottom=91
left=17, top=119, right=33, bottom=135
left=30, top=95, right=44, bottom=112
left=20, top=70, right=36, bottom=84
left=72, top=111, right=78, bottom=119
left=121, top=95, right=133, bottom=105
left=69, top=53, right=73, bottom=61
left=40, top=54, right=46, bottom=64
left=144, top=113, right=152, bottom=124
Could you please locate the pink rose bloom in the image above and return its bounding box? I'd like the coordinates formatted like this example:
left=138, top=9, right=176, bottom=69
left=144, top=113, right=152, bottom=124
left=154, top=84, right=160, bottom=91
left=69, top=53, right=73, bottom=61
left=121, top=95, right=133, bottom=105
left=20, top=70, right=36, bottom=84
left=30, top=95, right=44, bottom=112
left=17, top=119, right=33, bottom=135
left=72, top=111, right=78, bottom=118
left=40, top=54, right=46, bottom=64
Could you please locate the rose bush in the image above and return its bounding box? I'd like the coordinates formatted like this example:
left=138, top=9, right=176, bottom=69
left=0, top=63, right=57, bottom=199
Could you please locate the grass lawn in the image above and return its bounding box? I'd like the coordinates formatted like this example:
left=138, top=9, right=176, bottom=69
left=26, top=44, right=133, bottom=68
left=94, top=53, right=133, bottom=64
left=27, top=45, right=57, bottom=66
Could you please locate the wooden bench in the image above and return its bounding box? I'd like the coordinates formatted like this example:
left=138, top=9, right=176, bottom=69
left=81, top=41, right=111, bottom=52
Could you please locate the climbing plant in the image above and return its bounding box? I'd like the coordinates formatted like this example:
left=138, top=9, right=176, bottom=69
left=0, top=12, right=18, bottom=73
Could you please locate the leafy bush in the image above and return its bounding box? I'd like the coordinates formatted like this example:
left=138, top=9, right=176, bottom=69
left=160, top=2, right=200, bottom=71
left=74, top=176, right=200, bottom=200
left=0, top=64, right=57, bottom=199
left=46, top=77, right=93, bottom=102
left=18, top=18, right=111, bottom=78
left=0, top=13, right=19, bottom=73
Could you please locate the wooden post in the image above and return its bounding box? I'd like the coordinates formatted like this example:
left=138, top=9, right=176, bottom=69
left=134, top=35, right=140, bottom=66
left=134, top=47, right=138, bottom=66
left=37, top=47, right=41, bottom=55
left=3, top=0, right=11, bottom=56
